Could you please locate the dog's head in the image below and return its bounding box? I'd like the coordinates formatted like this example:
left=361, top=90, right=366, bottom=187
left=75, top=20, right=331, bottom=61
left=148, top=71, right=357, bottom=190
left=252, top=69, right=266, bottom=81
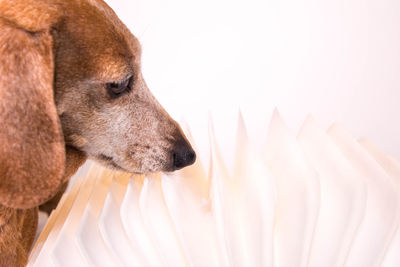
left=0, top=0, right=195, bottom=208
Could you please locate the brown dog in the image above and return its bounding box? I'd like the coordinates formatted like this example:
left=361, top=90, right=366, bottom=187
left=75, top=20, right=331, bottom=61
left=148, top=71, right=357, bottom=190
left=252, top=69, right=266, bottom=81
left=0, top=0, right=196, bottom=265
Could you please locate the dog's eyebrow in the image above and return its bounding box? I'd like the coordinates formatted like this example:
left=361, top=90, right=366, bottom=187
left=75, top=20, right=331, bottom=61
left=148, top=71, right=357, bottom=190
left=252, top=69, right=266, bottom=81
left=93, top=54, right=134, bottom=82
left=127, top=34, right=142, bottom=59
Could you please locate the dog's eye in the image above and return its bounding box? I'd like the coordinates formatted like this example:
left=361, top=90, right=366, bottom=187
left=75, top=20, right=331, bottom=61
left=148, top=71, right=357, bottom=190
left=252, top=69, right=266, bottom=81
left=106, top=76, right=133, bottom=99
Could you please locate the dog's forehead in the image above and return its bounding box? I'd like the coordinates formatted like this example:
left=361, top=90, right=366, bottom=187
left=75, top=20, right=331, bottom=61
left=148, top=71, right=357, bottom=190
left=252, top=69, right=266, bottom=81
left=61, top=0, right=142, bottom=81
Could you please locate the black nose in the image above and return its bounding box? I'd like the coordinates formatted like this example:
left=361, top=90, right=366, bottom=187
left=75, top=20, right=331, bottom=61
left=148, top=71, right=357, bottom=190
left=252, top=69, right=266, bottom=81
left=172, top=139, right=196, bottom=170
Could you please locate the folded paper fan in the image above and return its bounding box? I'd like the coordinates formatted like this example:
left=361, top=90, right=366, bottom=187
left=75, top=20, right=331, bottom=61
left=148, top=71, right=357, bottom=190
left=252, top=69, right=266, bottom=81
left=28, top=110, right=400, bottom=267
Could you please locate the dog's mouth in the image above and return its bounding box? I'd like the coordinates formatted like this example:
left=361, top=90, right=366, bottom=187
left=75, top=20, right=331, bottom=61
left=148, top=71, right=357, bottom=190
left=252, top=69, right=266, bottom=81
left=97, top=154, right=165, bottom=175
left=97, top=153, right=170, bottom=175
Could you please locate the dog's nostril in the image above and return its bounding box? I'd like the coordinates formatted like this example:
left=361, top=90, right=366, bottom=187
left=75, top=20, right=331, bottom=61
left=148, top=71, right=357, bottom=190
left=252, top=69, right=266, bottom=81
left=186, top=150, right=196, bottom=163
left=172, top=140, right=196, bottom=170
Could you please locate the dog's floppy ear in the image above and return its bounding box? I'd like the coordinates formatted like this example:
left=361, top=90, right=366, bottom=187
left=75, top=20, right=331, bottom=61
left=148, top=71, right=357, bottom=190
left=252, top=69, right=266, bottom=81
left=0, top=19, right=65, bottom=209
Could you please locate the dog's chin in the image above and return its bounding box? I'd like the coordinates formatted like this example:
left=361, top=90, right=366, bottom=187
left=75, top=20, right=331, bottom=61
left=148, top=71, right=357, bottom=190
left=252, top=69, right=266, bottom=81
left=94, top=156, right=126, bottom=172
left=93, top=154, right=169, bottom=175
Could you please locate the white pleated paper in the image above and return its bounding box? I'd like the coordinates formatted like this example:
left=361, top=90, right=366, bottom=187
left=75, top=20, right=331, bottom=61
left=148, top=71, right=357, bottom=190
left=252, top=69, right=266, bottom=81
left=28, top=111, right=400, bottom=267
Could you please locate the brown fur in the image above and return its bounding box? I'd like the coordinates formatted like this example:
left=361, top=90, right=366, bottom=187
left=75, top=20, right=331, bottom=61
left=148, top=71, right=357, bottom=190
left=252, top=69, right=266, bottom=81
left=0, top=207, right=38, bottom=267
left=0, top=0, right=195, bottom=265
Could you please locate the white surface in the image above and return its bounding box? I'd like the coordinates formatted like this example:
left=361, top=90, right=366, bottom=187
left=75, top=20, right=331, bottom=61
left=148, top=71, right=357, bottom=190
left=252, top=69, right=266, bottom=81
left=265, top=112, right=319, bottom=267
left=101, top=0, right=400, bottom=169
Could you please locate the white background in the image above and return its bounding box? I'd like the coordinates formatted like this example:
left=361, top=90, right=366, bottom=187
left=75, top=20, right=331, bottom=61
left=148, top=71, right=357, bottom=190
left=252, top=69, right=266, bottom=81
left=82, top=0, right=400, bottom=171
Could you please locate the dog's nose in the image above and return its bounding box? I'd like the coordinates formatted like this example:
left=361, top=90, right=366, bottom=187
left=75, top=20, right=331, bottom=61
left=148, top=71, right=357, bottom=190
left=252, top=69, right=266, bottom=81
left=172, top=139, right=196, bottom=170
